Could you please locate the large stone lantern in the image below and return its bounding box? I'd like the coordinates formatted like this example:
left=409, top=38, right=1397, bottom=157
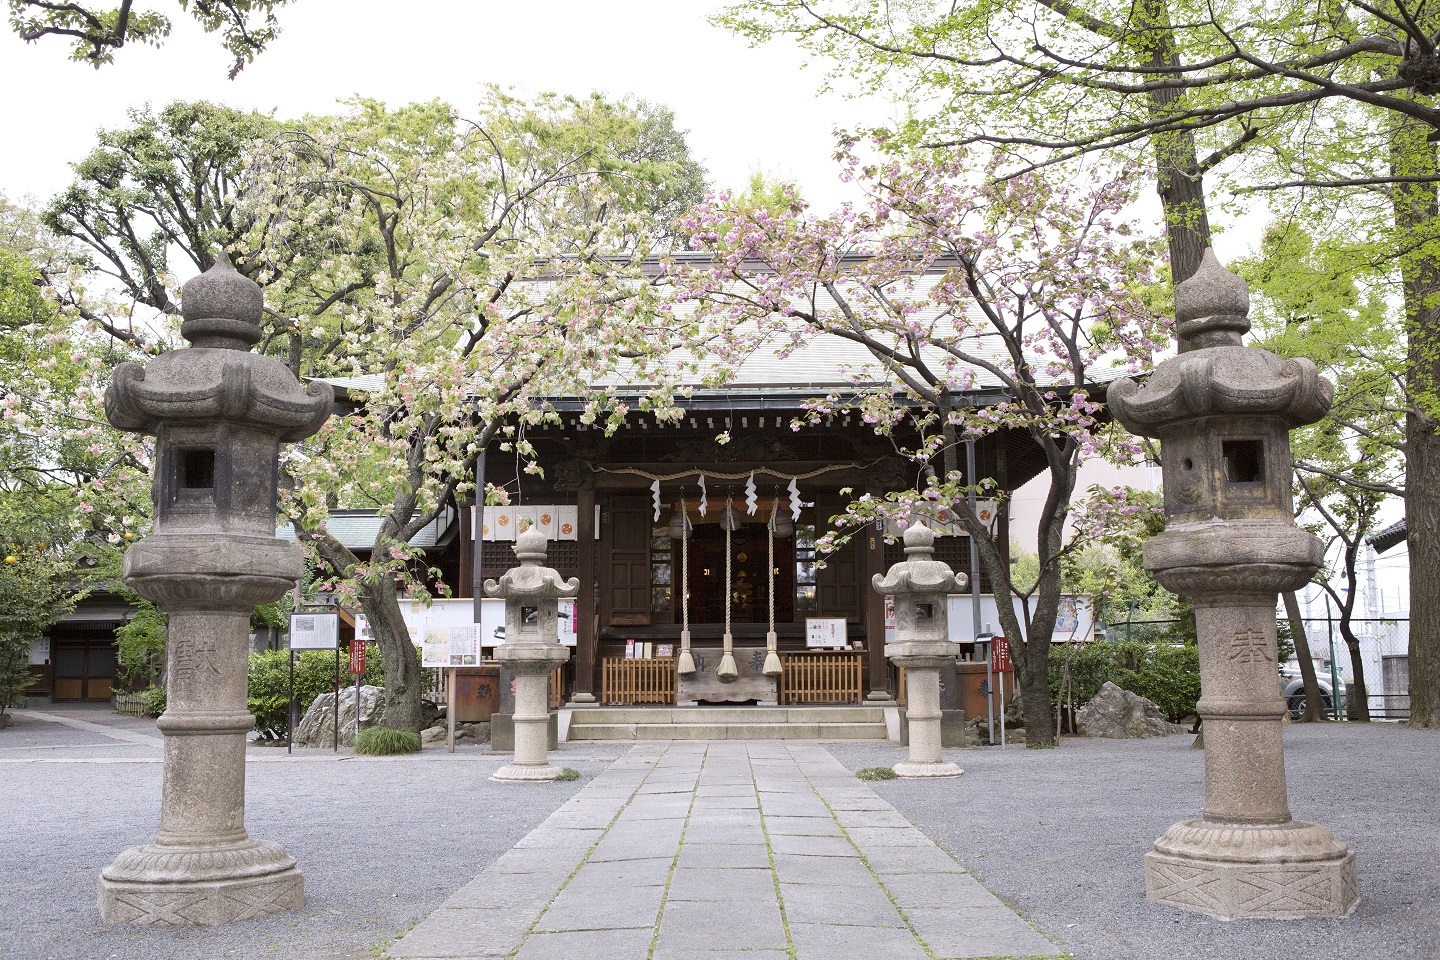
left=874, top=523, right=967, bottom=778
left=98, top=254, right=332, bottom=924
left=485, top=527, right=577, bottom=782
left=1109, top=249, right=1357, bottom=920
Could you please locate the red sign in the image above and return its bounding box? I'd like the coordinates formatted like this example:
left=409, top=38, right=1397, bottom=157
left=349, top=639, right=366, bottom=675
left=991, top=636, right=1012, bottom=673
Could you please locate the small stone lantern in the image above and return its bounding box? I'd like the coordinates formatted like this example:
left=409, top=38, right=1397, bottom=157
left=1109, top=249, right=1356, bottom=920
left=98, top=254, right=332, bottom=924
left=873, top=523, right=967, bottom=778
left=485, top=527, right=577, bottom=781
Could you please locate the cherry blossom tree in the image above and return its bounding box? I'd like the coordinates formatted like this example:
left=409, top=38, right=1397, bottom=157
left=672, top=145, right=1168, bottom=745
left=239, top=93, right=703, bottom=732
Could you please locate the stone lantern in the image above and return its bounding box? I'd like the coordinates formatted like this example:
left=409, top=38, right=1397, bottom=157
left=1109, top=249, right=1356, bottom=920
left=873, top=523, right=967, bottom=778
left=485, top=526, right=577, bottom=781
left=98, top=254, right=332, bottom=925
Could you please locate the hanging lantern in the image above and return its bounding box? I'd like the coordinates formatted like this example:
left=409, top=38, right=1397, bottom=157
left=668, top=506, right=690, bottom=540
left=770, top=510, right=794, bottom=539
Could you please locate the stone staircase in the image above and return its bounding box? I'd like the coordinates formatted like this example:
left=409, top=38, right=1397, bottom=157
left=562, top=705, right=892, bottom=741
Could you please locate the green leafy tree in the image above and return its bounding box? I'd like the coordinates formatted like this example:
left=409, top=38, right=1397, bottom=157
left=8, top=0, right=296, bottom=76
left=1240, top=226, right=1404, bottom=722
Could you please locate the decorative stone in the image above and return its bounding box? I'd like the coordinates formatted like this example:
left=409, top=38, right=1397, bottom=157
left=873, top=524, right=967, bottom=778
left=1076, top=682, right=1185, bottom=739
left=485, top=527, right=577, bottom=781
left=98, top=254, right=331, bottom=925
left=1110, top=248, right=1356, bottom=921
left=293, top=685, right=389, bottom=748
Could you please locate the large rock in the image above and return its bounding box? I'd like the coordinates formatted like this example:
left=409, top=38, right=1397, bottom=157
left=295, top=684, right=388, bottom=748
left=1077, top=682, right=1185, bottom=739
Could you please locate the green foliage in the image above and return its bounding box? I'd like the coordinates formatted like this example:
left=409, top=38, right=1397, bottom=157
left=138, top=684, right=167, bottom=718
left=113, top=598, right=166, bottom=689
left=0, top=545, right=73, bottom=716
left=246, top=646, right=384, bottom=739
left=1050, top=640, right=1201, bottom=724
left=8, top=0, right=295, bottom=75
left=354, top=725, right=420, bottom=756
left=856, top=766, right=898, bottom=781
left=554, top=768, right=581, bottom=782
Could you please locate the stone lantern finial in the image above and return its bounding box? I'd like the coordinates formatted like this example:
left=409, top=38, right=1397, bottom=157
left=514, top=525, right=548, bottom=565
left=179, top=252, right=265, bottom=351
left=1173, top=249, right=1250, bottom=348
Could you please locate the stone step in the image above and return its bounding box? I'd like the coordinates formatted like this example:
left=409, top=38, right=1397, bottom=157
left=566, top=721, right=890, bottom=741
left=567, top=706, right=885, bottom=725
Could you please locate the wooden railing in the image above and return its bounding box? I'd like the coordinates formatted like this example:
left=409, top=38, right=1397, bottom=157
left=602, top=657, right=676, bottom=705
left=779, top=651, right=864, bottom=705
left=549, top=664, right=568, bottom=710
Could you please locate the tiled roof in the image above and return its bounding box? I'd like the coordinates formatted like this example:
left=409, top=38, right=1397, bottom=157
left=278, top=507, right=456, bottom=552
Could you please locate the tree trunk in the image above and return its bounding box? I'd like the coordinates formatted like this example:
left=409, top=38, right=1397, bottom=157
left=1282, top=591, right=1329, bottom=722
left=1341, top=624, right=1371, bottom=722
left=1140, top=0, right=1213, bottom=292
left=312, top=531, right=425, bottom=734
left=359, top=576, right=424, bottom=734
left=1388, top=113, right=1440, bottom=729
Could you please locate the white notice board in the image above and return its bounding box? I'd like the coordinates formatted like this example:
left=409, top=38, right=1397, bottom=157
left=289, top=612, right=340, bottom=650
left=805, top=618, right=848, bottom=649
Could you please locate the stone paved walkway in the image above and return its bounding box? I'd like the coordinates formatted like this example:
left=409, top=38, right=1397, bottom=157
left=388, top=742, right=1062, bottom=960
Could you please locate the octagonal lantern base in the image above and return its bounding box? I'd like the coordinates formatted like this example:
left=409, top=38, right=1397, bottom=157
left=1144, top=819, right=1357, bottom=920
left=492, top=762, right=564, bottom=782
left=98, top=840, right=303, bottom=925
left=893, top=761, right=963, bottom=779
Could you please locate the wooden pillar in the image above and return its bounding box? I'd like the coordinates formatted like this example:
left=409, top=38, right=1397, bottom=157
left=457, top=498, right=473, bottom=599
left=863, top=523, right=892, bottom=701
left=571, top=481, right=598, bottom=702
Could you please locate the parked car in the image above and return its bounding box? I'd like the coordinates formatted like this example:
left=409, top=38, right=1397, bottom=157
left=1279, top=665, right=1347, bottom=718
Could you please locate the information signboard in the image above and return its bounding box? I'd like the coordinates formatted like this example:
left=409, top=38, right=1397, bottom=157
left=991, top=635, right=1012, bottom=673
left=806, top=618, right=848, bottom=649
left=349, top=638, right=366, bottom=675
left=288, top=612, right=339, bottom=650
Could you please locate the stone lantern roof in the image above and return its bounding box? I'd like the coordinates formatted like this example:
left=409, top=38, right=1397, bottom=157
left=104, top=254, right=332, bottom=440
left=872, top=523, right=967, bottom=596
left=1108, top=251, right=1333, bottom=436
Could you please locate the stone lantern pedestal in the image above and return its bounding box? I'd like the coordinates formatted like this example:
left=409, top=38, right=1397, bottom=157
left=874, top=524, right=966, bottom=779
left=1110, top=250, right=1356, bottom=920
left=487, top=527, right=577, bottom=782
left=98, top=255, right=331, bottom=924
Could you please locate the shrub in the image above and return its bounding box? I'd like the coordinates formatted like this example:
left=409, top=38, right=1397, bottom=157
left=354, top=725, right=420, bottom=755
left=1049, top=639, right=1200, bottom=724
left=246, top=645, right=386, bottom=739
left=139, top=685, right=167, bottom=718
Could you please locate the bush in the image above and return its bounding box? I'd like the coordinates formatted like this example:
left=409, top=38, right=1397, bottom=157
left=1050, top=639, right=1200, bottom=723
left=139, top=685, right=167, bottom=718
left=246, top=645, right=385, bottom=739
left=354, top=725, right=420, bottom=755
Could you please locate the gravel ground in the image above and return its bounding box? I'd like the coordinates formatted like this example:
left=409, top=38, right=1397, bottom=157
left=828, top=722, right=1440, bottom=960
left=5, top=709, right=1435, bottom=960
left=1, top=707, right=630, bottom=960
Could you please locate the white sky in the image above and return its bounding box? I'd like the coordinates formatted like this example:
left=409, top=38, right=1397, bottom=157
left=0, top=0, right=891, bottom=210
